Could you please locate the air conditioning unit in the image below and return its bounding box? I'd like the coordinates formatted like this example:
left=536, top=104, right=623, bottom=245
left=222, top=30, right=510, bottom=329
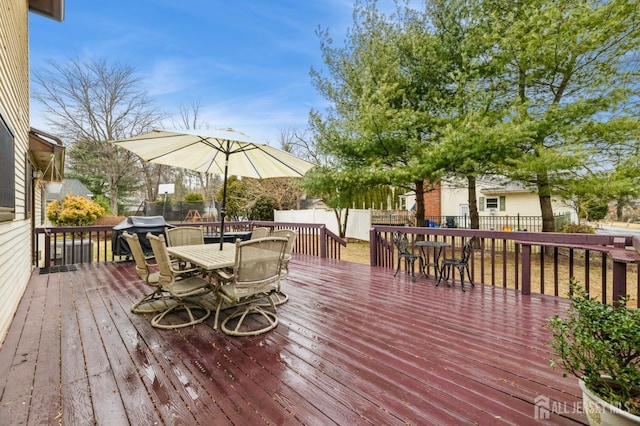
left=53, top=239, right=93, bottom=265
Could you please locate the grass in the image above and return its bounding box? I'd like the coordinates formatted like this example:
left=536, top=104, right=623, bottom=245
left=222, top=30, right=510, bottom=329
left=341, top=241, right=371, bottom=264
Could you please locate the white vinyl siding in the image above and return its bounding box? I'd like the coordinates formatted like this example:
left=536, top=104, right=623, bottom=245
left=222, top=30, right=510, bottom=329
left=0, top=1, right=33, bottom=347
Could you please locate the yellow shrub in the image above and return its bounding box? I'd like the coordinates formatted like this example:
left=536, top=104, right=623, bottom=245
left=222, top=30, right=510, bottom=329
left=47, top=195, right=106, bottom=226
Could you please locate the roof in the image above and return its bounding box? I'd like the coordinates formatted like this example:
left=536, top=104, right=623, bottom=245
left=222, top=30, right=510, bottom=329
left=477, top=177, right=536, bottom=195
left=29, top=128, right=65, bottom=182
left=29, top=0, right=65, bottom=22
left=46, top=178, right=93, bottom=202
left=301, top=198, right=328, bottom=209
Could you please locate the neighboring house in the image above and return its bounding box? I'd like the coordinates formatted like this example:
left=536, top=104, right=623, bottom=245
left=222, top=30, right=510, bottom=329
left=46, top=178, right=93, bottom=203
left=439, top=177, right=573, bottom=219
left=300, top=198, right=328, bottom=210
left=398, top=191, right=416, bottom=211
left=0, top=2, right=65, bottom=346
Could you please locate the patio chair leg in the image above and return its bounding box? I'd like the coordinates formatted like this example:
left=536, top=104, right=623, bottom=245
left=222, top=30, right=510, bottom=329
left=458, top=266, right=466, bottom=292
left=436, top=265, right=448, bottom=287
left=410, top=259, right=417, bottom=281
left=411, top=258, right=425, bottom=282
left=394, top=262, right=401, bottom=277
left=131, top=290, right=172, bottom=314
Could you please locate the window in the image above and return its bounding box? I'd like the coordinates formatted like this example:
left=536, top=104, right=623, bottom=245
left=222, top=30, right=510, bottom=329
left=0, top=114, right=15, bottom=222
left=485, top=197, right=499, bottom=209
left=479, top=196, right=506, bottom=212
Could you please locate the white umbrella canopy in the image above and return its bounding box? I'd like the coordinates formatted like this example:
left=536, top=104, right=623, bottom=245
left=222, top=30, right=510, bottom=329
left=112, top=129, right=315, bottom=249
left=112, top=129, right=313, bottom=178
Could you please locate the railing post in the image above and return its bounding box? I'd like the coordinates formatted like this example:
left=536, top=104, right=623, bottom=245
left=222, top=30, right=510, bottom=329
left=369, top=228, right=378, bottom=266
left=612, top=237, right=628, bottom=303
left=320, top=225, right=327, bottom=258
left=44, top=228, right=52, bottom=267
left=521, top=243, right=531, bottom=295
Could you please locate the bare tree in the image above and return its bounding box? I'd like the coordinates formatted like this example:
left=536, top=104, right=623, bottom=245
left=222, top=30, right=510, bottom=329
left=32, top=57, right=165, bottom=213
left=168, top=99, right=221, bottom=202
left=279, top=126, right=321, bottom=164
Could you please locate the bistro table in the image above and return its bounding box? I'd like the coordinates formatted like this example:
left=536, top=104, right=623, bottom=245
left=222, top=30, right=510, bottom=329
left=167, top=242, right=236, bottom=272
left=414, top=240, right=451, bottom=282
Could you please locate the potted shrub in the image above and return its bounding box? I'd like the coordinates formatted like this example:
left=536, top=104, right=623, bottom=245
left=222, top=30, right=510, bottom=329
left=546, top=279, right=640, bottom=425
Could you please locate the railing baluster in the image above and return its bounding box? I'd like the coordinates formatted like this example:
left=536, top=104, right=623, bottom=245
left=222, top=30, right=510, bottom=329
left=370, top=226, right=638, bottom=305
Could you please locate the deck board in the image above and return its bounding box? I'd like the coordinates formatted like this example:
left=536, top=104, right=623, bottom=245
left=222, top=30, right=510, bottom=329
left=0, top=256, right=588, bottom=425
left=29, top=272, right=62, bottom=425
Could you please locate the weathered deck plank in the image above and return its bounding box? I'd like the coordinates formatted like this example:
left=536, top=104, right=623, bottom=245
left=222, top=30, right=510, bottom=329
left=29, top=272, right=62, bottom=425
left=0, top=272, right=45, bottom=425
left=0, top=256, right=588, bottom=425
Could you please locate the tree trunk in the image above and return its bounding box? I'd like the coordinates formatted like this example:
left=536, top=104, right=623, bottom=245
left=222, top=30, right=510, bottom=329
left=332, top=208, right=346, bottom=238
left=109, top=185, right=119, bottom=216
left=616, top=199, right=623, bottom=220
left=341, top=208, right=349, bottom=238
left=537, top=171, right=555, bottom=232
left=467, top=175, right=480, bottom=229
left=414, top=180, right=426, bottom=227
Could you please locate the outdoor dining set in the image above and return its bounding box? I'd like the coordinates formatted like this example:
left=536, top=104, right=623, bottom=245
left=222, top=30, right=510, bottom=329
left=122, top=226, right=297, bottom=336
left=392, top=231, right=477, bottom=291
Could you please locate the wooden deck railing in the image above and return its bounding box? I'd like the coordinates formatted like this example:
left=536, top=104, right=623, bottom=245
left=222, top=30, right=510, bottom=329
left=370, top=226, right=640, bottom=306
left=34, top=221, right=640, bottom=305
left=34, top=221, right=346, bottom=267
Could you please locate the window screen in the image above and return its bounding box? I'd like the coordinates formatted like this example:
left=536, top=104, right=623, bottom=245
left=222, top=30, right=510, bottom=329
left=485, top=197, right=498, bottom=209
left=0, top=115, right=15, bottom=221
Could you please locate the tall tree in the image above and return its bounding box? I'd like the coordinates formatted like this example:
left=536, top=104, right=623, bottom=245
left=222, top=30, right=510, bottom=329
left=32, top=58, right=165, bottom=213
left=309, top=0, right=448, bottom=226
left=423, top=0, right=530, bottom=229
left=485, top=0, right=640, bottom=231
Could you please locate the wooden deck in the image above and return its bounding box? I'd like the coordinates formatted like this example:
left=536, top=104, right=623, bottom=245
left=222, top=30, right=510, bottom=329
left=0, top=256, right=588, bottom=425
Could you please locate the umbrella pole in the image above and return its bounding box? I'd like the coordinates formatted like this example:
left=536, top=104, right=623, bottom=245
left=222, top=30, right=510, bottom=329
left=219, top=149, right=230, bottom=250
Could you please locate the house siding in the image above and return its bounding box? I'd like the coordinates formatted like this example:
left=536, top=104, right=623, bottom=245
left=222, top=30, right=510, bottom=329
left=0, top=1, right=32, bottom=346
left=440, top=179, right=571, bottom=218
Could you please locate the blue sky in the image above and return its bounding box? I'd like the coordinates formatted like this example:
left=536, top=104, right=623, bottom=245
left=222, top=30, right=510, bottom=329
left=28, top=0, right=405, bottom=145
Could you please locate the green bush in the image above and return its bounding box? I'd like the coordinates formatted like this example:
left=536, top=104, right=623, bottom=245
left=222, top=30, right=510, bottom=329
left=546, top=280, right=640, bottom=416
left=47, top=195, right=106, bottom=226
left=92, top=194, right=112, bottom=215
left=585, top=202, right=609, bottom=221
left=562, top=223, right=595, bottom=234
left=184, top=193, right=204, bottom=202
left=249, top=196, right=276, bottom=221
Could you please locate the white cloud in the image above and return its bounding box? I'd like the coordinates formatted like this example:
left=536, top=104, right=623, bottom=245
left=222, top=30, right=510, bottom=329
left=143, top=58, right=195, bottom=96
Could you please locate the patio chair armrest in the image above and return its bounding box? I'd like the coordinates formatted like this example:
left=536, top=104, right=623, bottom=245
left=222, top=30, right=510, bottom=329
left=173, top=264, right=202, bottom=276
left=213, top=269, right=234, bottom=282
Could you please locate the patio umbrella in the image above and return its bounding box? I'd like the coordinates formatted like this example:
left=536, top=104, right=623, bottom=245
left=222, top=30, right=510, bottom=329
left=112, top=129, right=315, bottom=249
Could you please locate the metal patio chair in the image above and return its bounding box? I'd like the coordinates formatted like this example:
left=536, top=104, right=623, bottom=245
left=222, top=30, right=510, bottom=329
left=437, top=236, right=477, bottom=291
left=250, top=227, right=270, bottom=239
left=147, top=233, right=213, bottom=329
left=165, top=226, right=205, bottom=247
left=392, top=231, right=423, bottom=281
left=122, top=231, right=173, bottom=314
left=268, top=229, right=298, bottom=305
left=212, top=236, right=287, bottom=336
left=165, top=226, right=205, bottom=270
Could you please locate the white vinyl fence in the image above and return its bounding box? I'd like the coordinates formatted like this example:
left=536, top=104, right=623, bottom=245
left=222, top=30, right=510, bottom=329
left=275, top=209, right=373, bottom=241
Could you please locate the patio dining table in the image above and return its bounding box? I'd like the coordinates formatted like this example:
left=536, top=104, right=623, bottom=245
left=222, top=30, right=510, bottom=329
left=414, top=240, right=451, bottom=282
left=167, top=242, right=236, bottom=272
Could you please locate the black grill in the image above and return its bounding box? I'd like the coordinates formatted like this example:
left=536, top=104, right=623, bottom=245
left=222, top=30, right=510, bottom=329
left=111, top=216, right=174, bottom=257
